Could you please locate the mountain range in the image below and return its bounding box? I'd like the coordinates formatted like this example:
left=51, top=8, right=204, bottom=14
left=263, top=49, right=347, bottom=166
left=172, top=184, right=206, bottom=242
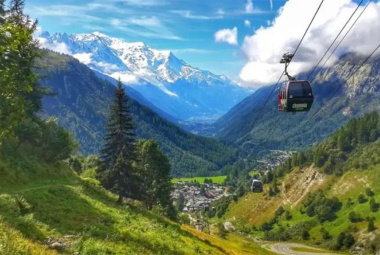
left=214, top=53, right=380, bottom=157
left=38, top=32, right=252, bottom=123
left=38, top=51, right=237, bottom=177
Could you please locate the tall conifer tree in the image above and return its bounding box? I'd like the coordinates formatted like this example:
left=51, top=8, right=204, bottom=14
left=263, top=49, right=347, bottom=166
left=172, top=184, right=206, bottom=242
left=0, top=0, right=41, bottom=141
left=98, top=80, right=136, bottom=203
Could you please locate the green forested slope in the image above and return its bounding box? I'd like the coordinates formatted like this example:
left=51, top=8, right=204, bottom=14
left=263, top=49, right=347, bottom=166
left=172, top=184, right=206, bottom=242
left=215, top=53, right=380, bottom=157
left=221, top=113, right=380, bottom=253
left=39, top=51, right=237, bottom=176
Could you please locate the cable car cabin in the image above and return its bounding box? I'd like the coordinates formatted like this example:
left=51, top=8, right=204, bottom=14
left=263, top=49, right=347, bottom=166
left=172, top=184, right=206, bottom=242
left=251, top=179, right=263, bottom=193
left=278, top=80, right=313, bottom=112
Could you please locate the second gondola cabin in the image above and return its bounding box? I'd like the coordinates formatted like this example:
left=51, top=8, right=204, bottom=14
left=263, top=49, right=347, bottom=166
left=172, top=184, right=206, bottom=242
left=278, top=80, right=314, bottom=112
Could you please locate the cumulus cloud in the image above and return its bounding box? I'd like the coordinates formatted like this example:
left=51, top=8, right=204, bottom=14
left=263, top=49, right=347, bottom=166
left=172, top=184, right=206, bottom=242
left=245, top=20, right=251, bottom=27
left=240, top=0, right=380, bottom=87
left=246, top=0, right=254, bottom=13
left=215, top=27, right=238, bottom=45
left=37, top=37, right=72, bottom=55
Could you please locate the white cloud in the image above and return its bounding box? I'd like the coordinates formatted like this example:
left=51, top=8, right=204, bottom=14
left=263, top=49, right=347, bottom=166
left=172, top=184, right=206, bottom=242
left=171, top=10, right=223, bottom=20
left=240, top=0, right=380, bottom=87
left=73, top=53, right=92, bottom=65
left=37, top=37, right=72, bottom=55
left=244, top=20, right=251, bottom=27
left=215, top=27, right=238, bottom=45
left=269, top=0, right=273, bottom=11
left=246, top=0, right=254, bottom=13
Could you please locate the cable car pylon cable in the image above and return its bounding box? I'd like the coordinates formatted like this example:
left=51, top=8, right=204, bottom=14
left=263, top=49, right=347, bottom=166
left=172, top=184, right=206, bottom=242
left=307, top=0, right=365, bottom=81
left=249, top=0, right=325, bottom=133
left=314, top=0, right=371, bottom=81
left=304, top=42, right=380, bottom=126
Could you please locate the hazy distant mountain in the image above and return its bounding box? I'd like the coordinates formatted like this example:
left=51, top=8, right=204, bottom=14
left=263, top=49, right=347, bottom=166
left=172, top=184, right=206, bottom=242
left=38, top=32, right=252, bottom=122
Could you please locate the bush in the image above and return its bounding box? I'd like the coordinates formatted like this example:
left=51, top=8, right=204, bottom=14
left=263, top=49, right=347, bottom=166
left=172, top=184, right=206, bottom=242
left=358, top=194, right=368, bottom=204
left=365, top=188, right=375, bottom=197
left=369, top=198, right=379, bottom=212
left=348, top=211, right=363, bottom=223
left=367, top=219, right=376, bottom=232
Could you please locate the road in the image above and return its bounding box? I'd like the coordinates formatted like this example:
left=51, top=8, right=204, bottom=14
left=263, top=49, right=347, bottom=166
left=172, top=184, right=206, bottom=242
left=268, top=242, right=342, bottom=255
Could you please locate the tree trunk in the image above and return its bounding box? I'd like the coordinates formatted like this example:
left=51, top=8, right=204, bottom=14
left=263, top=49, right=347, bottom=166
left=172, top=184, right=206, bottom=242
left=117, top=194, right=123, bottom=204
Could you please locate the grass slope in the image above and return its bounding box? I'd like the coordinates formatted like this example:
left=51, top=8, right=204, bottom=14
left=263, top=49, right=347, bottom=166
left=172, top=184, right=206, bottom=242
left=0, top=141, right=273, bottom=255
left=223, top=146, right=380, bottom=250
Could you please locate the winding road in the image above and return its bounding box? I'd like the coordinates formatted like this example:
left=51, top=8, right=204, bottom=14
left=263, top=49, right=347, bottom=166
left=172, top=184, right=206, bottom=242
left=268, top=243, right=343, bottom=255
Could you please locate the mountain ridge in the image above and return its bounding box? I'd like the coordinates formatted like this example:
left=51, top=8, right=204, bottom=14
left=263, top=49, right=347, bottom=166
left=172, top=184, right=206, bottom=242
left=38, top=31, right=252, bottom=122
left=38, top=50, right=237, bottom=176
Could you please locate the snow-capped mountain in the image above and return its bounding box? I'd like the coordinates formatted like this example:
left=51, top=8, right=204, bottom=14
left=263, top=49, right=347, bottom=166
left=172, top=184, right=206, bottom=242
left=38, top=31, right=252, bottom=121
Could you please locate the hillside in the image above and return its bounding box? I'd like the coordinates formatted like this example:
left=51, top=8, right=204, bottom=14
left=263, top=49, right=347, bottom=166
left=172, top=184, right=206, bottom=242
left=220, top=113, right=380, bottom=253
left=38, top=32, right=252, bottom=122
left=215, top=53, right=380, bottom=157
left=0, top=139, right=233, bottom=255
left=38, top=51, right=237, bottom=177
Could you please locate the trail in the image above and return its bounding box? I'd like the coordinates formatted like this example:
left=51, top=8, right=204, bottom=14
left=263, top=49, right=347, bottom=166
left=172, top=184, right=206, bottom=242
left=268, top=243, right=342, bottom=255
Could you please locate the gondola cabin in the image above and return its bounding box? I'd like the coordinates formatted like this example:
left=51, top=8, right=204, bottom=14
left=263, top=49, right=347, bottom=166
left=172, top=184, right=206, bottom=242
left=278, top=80, right=314, bottom=112
left=251, top=179, right=263, bottom=193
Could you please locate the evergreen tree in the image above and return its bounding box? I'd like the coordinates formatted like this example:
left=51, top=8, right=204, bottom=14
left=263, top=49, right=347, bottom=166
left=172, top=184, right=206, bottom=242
left=136, top=139, right=176, bottom=219
left=98, top=80, right=136, bottom=203
left=0, top=0, right=42, bottom=142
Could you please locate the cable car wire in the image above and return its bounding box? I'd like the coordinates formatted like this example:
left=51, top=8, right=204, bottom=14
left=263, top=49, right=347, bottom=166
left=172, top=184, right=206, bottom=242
left=249, top=0, right=325, bottom=133
left=247, top=0, right=325, bottom=158
left=304, top=43, right=380, bottom=126
left=307, top=0, right=365, bottom=81
left=316, top=0, right=371, bottom=80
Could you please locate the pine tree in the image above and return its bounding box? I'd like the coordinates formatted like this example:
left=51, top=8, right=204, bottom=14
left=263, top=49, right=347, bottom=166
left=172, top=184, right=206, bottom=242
left=98, top=80, right=136, bottom=203
left=0, top=0, right=42, bottom=142
left=136, top=139, right=176, bottom=219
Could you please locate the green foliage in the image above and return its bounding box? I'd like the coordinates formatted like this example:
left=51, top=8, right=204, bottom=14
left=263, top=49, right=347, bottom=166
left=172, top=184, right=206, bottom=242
left=217, top=223, right=227, bottom=239
left=39, top=51, right=237, bottom=177
left=367, top=218, right=376, bottom=232
left=303, top=190, right=342, bottom=222
left=358, top=194, right=368, bottom=204
left=97, top=80, right=137, bottom=203
left=312, top=112, right=380, bottom=175
left=348, top=211, right=363, bottom=223
left=135, top=139, right=177, bottom=220
left=335, top=231, right=355, bottom=250
left=369, top=198, right=379, bottom=212
left=0, top=0, right=44, bottom=141
left=366, top=187, right=375, bottom=197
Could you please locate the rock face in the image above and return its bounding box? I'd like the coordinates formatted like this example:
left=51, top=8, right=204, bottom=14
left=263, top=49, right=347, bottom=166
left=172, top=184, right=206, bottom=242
left=223, top=221, right=235, bottom=232
left=38, top=32, right=252, bottom=122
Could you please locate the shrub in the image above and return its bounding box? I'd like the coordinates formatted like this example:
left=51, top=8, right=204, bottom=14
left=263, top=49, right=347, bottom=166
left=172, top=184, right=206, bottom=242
left=365, top=188, right=375, bottom=197
left=369, top=198, right=379, bottom=212
left=348, top=211, right=363, bottom=223
left=358, top=194, right=368, bottom=204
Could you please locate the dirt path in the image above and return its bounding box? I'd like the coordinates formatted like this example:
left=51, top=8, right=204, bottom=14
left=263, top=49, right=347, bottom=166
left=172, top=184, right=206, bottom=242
left=267, top=243, right=342, bottom=255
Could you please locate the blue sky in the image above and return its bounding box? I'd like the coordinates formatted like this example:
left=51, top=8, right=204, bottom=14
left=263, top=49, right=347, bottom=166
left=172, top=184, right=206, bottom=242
left=25, top=0, right=375, bottom=87
left=25, top=0, right=285, bottom=80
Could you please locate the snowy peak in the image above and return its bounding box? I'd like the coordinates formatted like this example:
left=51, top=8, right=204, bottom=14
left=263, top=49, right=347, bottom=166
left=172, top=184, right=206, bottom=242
left=38, top=31, right=252, bottom=121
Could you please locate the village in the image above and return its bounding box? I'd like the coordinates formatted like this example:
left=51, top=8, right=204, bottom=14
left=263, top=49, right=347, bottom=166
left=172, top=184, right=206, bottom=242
left=171, top=180, right=229, bottom=213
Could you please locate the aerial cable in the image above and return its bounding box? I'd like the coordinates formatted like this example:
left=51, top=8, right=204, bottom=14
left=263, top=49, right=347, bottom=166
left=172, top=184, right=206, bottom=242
left=307, top=0, right=365, bottom=81
left=316, top=0, right=371, bottom=80
left=249, top=0, right=325, bottom=131
left=305, top=42, right=380, bottom=125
